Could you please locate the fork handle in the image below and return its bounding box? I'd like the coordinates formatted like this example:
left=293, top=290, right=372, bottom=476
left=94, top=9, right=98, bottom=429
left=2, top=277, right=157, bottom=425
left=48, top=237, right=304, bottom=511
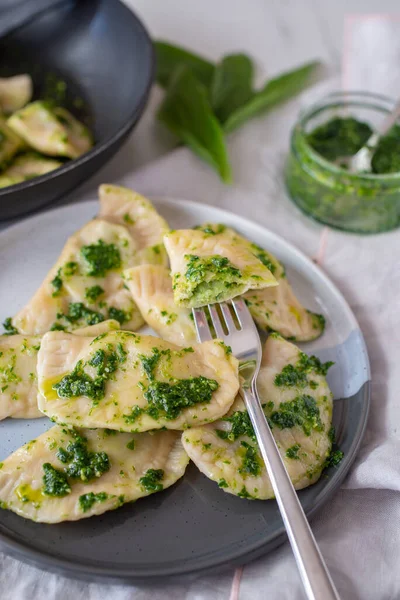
left=242, top=387, right=340, bottom=600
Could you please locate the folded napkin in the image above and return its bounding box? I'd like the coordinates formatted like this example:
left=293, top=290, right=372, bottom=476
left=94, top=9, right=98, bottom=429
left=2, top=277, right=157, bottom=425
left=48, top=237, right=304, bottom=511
left=1, top=14, right=400, bottom=600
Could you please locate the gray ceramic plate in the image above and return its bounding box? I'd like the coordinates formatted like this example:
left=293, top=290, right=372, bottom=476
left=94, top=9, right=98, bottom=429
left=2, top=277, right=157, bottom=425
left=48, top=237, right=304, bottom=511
left=0, top=198, right=370, bottom=582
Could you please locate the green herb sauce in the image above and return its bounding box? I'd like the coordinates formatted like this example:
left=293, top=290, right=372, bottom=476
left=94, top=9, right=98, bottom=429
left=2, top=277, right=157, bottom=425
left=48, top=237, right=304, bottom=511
left=274, top=352, right=333, bottom=388
left=270, top=394, right=323, bottom=436
left=286, top=443, right=301, bottom=459
left=239, top=441, right=261, bottom=476
left=79, top=491, right=108, bottom=512
left=56, top=431, right=110, bottom=481
left=2, top=317, right=18, bottom=336
left=216, top=409, right=256, bottom=442
left=42, top=463, right=71, bottom=497
left=139, top=468, right=164, bottom=492
left=80, top=239, right=121, bottom=277
left=85, top=285, right=105, bottom=303
left=53, top=343, right=126, bottom=404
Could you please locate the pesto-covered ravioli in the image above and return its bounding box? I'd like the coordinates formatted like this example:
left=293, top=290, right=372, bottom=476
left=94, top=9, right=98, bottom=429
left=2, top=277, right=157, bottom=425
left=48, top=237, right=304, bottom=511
left=37, top=330, right=239, bottom=431
left=98, top=184, right=169, bottom=266
left=0, top=425, right=189, bottom=523
left=182, top=334, right=333, bottom=500
left=7, top=102, right=92, bottom=159
left=0, top=321, right=120, bottom=422
left=195, top=223, right=325, bottom=341
left=164, top=229, right=277, bottom=308
left=0, top=115, right=24, bottom=166
left=0, top=74, right=32, bottom=113
left=124, top=265, right=196, bottom=346
left=12, top=219, right=145, bottom=335
left=0, top=334, right=42, bottom=419
left=0, top=153, right=62, bottom=185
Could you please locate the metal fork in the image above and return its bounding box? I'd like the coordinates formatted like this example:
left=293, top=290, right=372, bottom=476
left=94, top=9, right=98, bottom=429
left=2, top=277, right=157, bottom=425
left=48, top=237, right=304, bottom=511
left=192, top=298, right=340, bottom=600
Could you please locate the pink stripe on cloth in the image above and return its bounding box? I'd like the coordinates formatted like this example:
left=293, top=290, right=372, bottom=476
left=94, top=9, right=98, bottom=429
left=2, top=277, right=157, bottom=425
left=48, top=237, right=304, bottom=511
left=229, top=566, right=244, bottom=600
left=314, top=227, right=329, bottom=266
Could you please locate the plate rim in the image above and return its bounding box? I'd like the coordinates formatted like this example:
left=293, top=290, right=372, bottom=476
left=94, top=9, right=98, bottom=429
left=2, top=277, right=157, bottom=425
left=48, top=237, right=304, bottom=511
left=0, top=196, right=371, bottom=580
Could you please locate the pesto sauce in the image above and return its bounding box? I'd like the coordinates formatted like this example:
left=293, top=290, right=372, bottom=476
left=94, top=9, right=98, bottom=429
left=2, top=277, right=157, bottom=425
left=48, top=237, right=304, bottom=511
left=139, top=468, right=164, bottom=492
left=218, top=478, right=228, bottom=488
left=307, top=117, right=400, bottom=175
left=216, top=409, right=256, bottom=442
left=325, top=449, right=344, bottom=468
left=144, top=376, right=219, bottom=420
left=239, top=441, right=261, bottom=476
left=270, top=394, right=323, bottom=436
left=53, top=343, right=127, bottom=404
left=56, top=431, right=110, bottom=481
left=53, top=302, right=105, bottom=330
left=2, top=317, right=18, bottom=336
left=42, top=463, right=71, bottom=497
left=80, top=239, right=121, bottom=277
left=194, top=223, right=227, bottom=235
left=124, top=346, right=219, bottom=422
left=286, top=443, right=301, bottom=459
left=51, top=269, right=63, bottom=297
left=85, top=285, right=105, bottom=303
left=274, top=352, right=334, bottom=388
left=249, top=243, right=276, bottom=274
left=184, top=254, right=241, bottom=284
left=237, top=486, right=255, bottom=499
left=79, top=491, right=108, bottom=512
left=108, top=306, right=131, bottom=324
left=307, top=117, right=372, bottom=162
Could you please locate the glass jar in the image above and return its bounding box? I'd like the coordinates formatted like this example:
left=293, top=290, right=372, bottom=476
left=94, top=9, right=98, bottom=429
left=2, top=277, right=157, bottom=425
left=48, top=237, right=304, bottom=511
left=285, top=91, right=400, bottom=234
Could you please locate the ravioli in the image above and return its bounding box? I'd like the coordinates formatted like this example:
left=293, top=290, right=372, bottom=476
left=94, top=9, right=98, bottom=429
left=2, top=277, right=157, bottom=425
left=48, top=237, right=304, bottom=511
left=0, top=115, right=24, bottom=166
left=12, top=219, right=144, bottom=335
left=164, top=229, right=277, bottom=308
left=37, top=330, right=239, bottom=432
left=0, top=153, right=62, bottom=187
left=0, top=320, right=120, bottom=422
left=0, top=425, right=189, bottom=523
left=124, top=265, right=196, bottom=346
left=0, top=75, right=32, bottom=113
left=195, top=223, right=325, bottom=341
left=7, top=102, right=92, bottom=159
left=182, top=334, right=333, bottom=500
left=0, top=334, right=41, bottom=420
left=98, top=184, right=169, bottom=266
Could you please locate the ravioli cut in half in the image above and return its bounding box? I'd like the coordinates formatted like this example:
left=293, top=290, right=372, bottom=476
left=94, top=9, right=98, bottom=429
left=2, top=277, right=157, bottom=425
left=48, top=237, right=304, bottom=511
left=124, top=265, right=196, bottom=346
left=182, top=334, right=334, bottom=500
left=195, top=223, right=325, bottom=341
left=98, top=184, right=169, bottom=266
left=12, top=219, right=146, bottom=335
left=164, top=229, right=277, bottom=308
left=7, top=102, right=93, bottom=159
left=37, top=330, right=239, bottom=432
left=0, top=74, right=32, bottom=113
left=0, top=425, right=189, bottom=523
left=0, top=320, right=120, bottom=422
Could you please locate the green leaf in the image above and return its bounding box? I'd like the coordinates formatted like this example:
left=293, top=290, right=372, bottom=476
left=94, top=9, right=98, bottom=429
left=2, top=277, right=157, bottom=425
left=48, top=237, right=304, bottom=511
left=155, top=41, right=215, bottom=88
left=211, top=54, right=254, bottom=124
left=224, top=61, right=320, bottom=133
left=157, top=66, right=232, bottom=182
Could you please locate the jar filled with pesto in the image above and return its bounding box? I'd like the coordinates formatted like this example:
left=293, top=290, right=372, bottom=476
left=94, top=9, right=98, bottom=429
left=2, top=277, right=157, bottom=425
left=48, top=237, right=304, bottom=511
left=285, top=92, right=400, bottom=233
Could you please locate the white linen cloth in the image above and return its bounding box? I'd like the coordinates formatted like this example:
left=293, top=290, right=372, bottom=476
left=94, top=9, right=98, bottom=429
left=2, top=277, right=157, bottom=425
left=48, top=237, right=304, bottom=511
left=1, top=14, right=400, bottom=600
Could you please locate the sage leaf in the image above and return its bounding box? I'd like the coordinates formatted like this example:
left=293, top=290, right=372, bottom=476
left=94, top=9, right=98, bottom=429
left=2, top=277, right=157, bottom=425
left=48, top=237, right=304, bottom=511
left=155, top=41, right=215, bottom=88
left=224, top=61, right=320, bottom=133
left=157, top=66, right=232, bottom=182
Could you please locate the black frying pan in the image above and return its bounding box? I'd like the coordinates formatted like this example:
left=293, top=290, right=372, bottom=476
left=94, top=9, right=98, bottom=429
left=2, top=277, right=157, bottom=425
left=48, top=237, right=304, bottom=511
left=0, top=0, right=154, bottom=220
